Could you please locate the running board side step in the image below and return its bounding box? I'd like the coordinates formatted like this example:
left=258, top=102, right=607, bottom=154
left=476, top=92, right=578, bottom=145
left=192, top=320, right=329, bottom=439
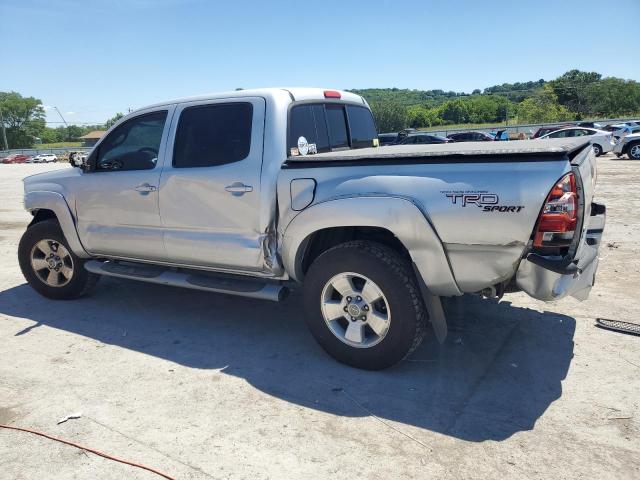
left=84, top=260, right=288, bottom=302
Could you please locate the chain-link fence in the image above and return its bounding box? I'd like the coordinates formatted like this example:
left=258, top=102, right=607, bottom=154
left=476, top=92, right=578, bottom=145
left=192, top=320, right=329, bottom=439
left=0, top=146, right=91, bottom=159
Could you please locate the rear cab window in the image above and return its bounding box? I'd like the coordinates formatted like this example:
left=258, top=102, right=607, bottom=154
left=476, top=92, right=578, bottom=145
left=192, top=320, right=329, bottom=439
left=288, top=102, right=377, bottom=156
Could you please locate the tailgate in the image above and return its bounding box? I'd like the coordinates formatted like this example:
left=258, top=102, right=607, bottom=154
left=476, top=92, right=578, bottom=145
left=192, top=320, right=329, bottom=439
left=516, top=144, right=605, bottom=301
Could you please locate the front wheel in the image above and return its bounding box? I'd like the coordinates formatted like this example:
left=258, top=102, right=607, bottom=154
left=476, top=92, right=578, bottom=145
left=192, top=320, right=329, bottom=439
left=303, top=241, right=427, bottom=370
left=18, top=219, right=98, bottom=300
left=628, top=143, right=640, bottom=160
left=592, top=144, right=602, bottom=157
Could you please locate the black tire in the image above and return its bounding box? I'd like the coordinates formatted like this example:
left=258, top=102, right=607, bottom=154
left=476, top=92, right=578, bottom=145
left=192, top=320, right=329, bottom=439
left=303, top=241, right=428, bottom=370
left=592, top=144, right=602, bottom=157
left=18, top=219, right=98, bottom=300
left=628, top=142, right=640, bottom=160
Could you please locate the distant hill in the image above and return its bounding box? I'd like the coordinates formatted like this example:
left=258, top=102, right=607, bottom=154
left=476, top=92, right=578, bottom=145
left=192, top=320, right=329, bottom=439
left=348, top=79, right=546, bottom=107
left=346, top=88, right=465, bottom=108
left=348, top=70, right=640, bottom=132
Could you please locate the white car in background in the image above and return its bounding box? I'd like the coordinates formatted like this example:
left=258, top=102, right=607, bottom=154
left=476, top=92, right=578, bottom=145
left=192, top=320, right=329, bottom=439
left=31, top=153, right=58, bottom=163
left=537, top=127, right=614, bottom=156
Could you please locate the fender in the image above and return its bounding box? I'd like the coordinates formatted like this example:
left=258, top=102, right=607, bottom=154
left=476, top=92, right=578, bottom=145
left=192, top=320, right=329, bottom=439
left=281, top=196, right=462, bottom=297
left=24, top=191, right=90, bottom=258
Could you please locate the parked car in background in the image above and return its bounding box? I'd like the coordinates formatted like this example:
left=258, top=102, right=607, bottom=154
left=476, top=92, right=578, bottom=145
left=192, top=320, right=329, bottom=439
left=395, top=128, right=418, bottom=143
left=602, top=123, right=628, bottom=133
left=532, top=124, right=574, bottom=139
left=447, top=131, right=494, bottom=142
left=613, top=132, right=640, bottom=160
left=378, top=133, right=398, bottom=145
left=490, top=129, right=509, bottom=141
left=537, top=127, right=614, bottom=156
left=2, top=154, right=30, bottom=164
left=395, top=133, right=450, bottom=145
left=32, top=153, right=58, bottom=163
left=576, top=121, right=602, bottom=129
left=613, top=125, right=640, bottom=139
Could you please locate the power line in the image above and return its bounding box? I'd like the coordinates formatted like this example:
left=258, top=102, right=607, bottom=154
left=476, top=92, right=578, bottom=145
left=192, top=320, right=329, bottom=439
left=45, top=121, right=104, bottom=125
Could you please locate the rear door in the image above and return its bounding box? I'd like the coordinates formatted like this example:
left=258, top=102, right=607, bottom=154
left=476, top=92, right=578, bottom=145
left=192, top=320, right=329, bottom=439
left=158, top=97, right=266, bottom=271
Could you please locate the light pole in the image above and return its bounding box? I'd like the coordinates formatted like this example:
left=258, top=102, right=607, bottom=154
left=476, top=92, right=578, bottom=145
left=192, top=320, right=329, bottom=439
left=0, top=105, right=8, bottom=151
left=54, top=106, right=68, bottom=126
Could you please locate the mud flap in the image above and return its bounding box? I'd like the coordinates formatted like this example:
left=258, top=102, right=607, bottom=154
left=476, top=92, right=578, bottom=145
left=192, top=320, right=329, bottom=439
left=413, top=263, right=448, bottom=343
left=423, top=291, right=448, bottom=344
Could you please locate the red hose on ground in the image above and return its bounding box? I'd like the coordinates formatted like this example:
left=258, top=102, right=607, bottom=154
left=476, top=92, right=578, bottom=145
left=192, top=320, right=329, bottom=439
left=0, top=424, right=176, bottom=480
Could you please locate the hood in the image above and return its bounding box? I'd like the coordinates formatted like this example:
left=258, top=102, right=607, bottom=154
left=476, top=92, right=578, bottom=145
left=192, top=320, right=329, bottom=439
left=23, top=166, right=82, bottom=194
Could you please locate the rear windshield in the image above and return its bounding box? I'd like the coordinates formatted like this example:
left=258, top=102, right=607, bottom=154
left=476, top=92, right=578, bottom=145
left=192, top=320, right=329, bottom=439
left=288, top=103, right=377, bottom=156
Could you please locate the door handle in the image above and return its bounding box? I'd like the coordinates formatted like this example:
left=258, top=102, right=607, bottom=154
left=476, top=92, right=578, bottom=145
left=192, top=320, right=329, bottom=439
left=134, top=183, right=157, bottom=193
left=225, top=182, right=253, bottom=196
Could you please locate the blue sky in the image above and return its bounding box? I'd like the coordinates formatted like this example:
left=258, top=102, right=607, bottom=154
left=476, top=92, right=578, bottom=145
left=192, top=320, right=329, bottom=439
left=2, top=0, right=639, bottom=125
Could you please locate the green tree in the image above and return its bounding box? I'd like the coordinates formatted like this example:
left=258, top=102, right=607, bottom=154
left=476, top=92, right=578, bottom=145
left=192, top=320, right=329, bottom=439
left=549, top=69, right=601, bottom=116
left=585, top=78, right=640, bottom=117
left=438, top=99, right=471, bottom=124
left=105, top=112, right=124, bottom=129
left=65, top=125, right=84, bottom=141
left=369, top=101, right=408, bottom=132
left=407, top=105, right=442, bottom=128
left=0, top=91, right=46, bottom=148
left=516, top=85, right=573, bottom=123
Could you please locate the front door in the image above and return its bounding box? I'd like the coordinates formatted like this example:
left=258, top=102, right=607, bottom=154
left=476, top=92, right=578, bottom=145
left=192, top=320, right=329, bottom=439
left=74, top=107, right=174, bottom=261
left=158, top=97, right=265, bottom=271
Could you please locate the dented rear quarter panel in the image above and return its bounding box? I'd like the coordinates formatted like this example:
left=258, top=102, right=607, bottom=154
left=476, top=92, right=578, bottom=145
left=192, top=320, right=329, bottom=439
left=278, top=150, right=572, bottom=294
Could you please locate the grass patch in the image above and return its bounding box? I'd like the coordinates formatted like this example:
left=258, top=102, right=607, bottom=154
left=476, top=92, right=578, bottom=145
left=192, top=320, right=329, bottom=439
left=34, top=142, right=82, bottom=149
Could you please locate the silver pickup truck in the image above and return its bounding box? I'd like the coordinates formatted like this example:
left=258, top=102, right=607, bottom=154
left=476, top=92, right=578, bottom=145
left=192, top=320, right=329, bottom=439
left=19, top=88, right=605, bottom=370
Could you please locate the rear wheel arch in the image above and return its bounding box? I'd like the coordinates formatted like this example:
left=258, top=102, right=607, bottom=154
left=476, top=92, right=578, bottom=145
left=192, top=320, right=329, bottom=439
left=627, top=141, right=640, bottom=160
left=298, top=226, right=411, bottom=278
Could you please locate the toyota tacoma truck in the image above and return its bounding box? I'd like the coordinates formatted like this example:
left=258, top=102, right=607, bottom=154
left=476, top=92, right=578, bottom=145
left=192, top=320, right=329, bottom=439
left=19, top=88, right=605, bottom=370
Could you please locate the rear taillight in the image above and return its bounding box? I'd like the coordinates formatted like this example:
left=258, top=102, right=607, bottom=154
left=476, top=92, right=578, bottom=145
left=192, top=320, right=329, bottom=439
left=533, top=172, right=578, bottom=248
left=324, top=90, right=341, bottom=99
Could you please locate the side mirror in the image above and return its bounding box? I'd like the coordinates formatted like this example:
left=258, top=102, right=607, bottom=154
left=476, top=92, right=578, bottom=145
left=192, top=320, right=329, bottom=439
left=68, top=152, right=81, bottom=168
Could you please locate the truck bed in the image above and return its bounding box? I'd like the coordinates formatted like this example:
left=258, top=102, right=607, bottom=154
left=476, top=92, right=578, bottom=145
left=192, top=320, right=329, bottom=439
left=284, top=138, right=591, bottom=166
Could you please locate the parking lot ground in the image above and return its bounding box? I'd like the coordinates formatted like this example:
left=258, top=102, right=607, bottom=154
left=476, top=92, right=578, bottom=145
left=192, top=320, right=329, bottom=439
left=0, top=156, right=639, bottom=480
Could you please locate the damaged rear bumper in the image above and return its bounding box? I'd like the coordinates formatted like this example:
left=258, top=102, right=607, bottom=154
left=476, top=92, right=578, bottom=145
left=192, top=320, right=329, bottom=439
left=516, top=202, right=605, bottom=301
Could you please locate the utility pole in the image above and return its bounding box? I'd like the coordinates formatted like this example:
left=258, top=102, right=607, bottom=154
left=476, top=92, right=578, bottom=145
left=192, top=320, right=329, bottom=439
left=0, top=105, right=8, bottom=151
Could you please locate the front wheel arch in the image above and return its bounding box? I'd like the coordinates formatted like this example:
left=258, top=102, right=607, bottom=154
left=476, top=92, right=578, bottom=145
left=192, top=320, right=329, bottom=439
left=28, top=209, right=58, bottom=227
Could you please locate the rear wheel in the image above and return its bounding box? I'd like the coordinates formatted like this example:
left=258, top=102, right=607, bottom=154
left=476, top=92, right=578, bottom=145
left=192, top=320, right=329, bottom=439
left=18, top=219, right=98, bottom=299
left=629, top=142, right=640, bottom=160
left=303, top=241, right=427, bottom=370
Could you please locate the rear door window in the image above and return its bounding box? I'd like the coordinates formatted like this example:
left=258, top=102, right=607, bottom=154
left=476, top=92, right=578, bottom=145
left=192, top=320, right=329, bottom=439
left=173, top=103, right=252, bottom=168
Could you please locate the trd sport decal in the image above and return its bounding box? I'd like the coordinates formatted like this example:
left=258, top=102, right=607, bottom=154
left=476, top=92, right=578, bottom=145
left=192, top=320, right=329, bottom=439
left=442, top=191, right=525, bottom=213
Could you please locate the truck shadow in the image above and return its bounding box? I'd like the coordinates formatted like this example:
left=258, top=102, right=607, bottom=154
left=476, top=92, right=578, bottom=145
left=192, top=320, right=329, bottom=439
left=0, top=278, right=575, bottom=442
